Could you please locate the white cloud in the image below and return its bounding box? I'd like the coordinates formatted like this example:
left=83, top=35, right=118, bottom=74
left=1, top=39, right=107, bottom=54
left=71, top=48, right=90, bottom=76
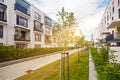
left=28, top=0, right=107, bottom=40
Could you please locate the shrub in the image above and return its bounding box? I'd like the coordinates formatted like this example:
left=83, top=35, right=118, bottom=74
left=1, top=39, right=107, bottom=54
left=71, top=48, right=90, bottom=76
left=0, top=45, right=74, bottom=62
left=90, top=46, right=120, bottom=80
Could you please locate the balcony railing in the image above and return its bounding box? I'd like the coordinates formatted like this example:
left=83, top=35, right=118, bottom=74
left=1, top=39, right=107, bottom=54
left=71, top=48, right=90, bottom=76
left=14, top=3, right=30, bottom=16
left=14, top=34, right=30, bottom=42
left=34, top=20, right=43, bottom=32
left=106, top=34, right=114, bottom=42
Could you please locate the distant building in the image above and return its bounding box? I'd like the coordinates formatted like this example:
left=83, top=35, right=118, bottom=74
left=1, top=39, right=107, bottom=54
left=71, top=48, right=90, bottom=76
left=94, top=0, right=120, bottom=46
left=0, top=0, right=55, bottom=48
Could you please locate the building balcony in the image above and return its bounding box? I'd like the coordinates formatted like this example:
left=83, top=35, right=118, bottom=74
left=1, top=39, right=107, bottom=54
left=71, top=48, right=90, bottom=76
left=14, top=27, right=30, bottom=42
left=105, top=34, right=114, bottom=42
left=14, top=34, right=30, bottom=42
left=14, top=0, right=30, bottom=16
left=45, top=35, right=51, bottom=44
left=34, top=20, right=43, bottom=32
left=107, top=21, right=120, bottom=29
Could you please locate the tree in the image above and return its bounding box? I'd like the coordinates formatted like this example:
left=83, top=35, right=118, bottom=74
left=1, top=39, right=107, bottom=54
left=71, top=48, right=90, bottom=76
left=74, top=29, right=85, bottom=48
left=54, top=7, right=76, bottom=48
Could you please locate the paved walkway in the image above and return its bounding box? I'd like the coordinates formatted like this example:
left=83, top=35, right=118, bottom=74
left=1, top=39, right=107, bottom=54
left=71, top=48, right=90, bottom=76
left=0, top=49, right=77, bottom=80
left=89, top=51, right=97, bottom=80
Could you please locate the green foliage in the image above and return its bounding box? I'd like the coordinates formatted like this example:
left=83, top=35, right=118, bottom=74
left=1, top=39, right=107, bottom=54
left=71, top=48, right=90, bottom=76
left=90, top=46, right=120, bottom=80
left=0, top=45, right=74, bottom=62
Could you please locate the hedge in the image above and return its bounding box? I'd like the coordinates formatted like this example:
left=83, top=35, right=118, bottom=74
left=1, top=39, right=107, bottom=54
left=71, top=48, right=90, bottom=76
left=0, top=45, right=74, bottom=62
left=90, top=46, right=120, bottom=80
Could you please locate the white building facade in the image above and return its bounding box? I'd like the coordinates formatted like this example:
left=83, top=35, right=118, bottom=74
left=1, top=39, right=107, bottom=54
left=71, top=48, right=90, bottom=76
left=94, top=0, right=120, bottom=46
left=0, top=0, right=54, bottom=48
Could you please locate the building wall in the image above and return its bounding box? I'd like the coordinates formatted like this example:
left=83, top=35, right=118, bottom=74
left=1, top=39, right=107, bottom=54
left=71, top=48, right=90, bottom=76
left=95, top=0, right=120, bottom=42
left=0, top=0, right=54, bottom=48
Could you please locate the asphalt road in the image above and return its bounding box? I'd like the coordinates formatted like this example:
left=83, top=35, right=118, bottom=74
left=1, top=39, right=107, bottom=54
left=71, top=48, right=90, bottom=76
left=0, top=49, right=78, bottom=80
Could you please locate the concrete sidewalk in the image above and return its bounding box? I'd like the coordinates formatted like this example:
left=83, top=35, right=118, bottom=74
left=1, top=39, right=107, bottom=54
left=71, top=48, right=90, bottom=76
left=89, top=52, right=97, bottom=80
left=0, top=49, right=77, bottom=80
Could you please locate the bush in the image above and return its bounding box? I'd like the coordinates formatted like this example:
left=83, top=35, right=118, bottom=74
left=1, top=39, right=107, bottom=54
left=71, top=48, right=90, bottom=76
left=0, top=45, right=74, bottom=62
left=90, top=46, right=120, bottom=80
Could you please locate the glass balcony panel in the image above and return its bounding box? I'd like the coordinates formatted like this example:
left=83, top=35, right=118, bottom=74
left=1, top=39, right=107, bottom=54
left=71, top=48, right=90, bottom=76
left=15, top=0, right=30, bottom=16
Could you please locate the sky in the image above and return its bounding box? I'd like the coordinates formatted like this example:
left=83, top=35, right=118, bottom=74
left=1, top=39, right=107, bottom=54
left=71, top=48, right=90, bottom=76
left=28, top=0, right=110, bottom=41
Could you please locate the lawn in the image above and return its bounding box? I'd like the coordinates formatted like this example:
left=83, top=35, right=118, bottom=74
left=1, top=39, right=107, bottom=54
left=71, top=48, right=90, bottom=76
left=16, top=51, right=89, bottom=80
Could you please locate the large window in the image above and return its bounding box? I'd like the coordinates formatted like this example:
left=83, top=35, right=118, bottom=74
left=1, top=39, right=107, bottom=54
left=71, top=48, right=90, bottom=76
left=17, top=15, right=28, bottom=27
left=35, top=34, right=41, bottom=41
left=0, top=3, right=7, bottom=22
left=45, top=17, right=52, bottom=27
left=34, top=12, right=41, bottom=21
left=119, top=9, right=120, bottom=18
left=0, top=26, right=3, bottom=38
left=34, top=21, right=43, bottom=32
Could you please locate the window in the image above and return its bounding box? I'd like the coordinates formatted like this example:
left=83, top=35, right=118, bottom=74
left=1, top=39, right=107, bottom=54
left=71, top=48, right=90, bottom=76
left=0, top=26, right=3, bottom=38
left=109, top=7, right=111, bottom=18
left=45, top=35, right=51, bottom=43
left=45, top=17, right=52, bottom=27
left=112, top=17, right=114, bottom=20
left=112, top=7, right=114, bottom=13
left=0, top=3, right=7, bottom=21
left=119, top=9, right=120, bottom=18
left=104, top=17, right=106, bottom=24
left=34, top=12, right=41, bottom=21
left=17, top=15, right=28, bottom=27
left=34, top=21, right=43, bottom=32
left=35, top=34, right=41, bottom=41
left=107, top=12, right=109, bottom=21
left=118, top=0, right=120, bottom=5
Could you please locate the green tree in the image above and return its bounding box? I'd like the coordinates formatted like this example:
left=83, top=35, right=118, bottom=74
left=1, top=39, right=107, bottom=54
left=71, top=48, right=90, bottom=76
left=54, top=7, right=76, bottom=48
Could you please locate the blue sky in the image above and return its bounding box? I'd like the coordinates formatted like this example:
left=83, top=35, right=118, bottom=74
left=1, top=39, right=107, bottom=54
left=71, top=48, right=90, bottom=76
left=28, top=0, right=110, bottom=41
left=98, top=0, right=110, bottom=8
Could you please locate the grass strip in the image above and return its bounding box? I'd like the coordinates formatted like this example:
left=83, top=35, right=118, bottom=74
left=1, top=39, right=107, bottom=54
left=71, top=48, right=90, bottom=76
left=16, top=51, right=89, bottom=80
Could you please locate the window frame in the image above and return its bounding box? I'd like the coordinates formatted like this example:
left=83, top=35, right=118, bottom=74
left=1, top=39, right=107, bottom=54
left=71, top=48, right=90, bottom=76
left=0, top=25, right=3, bottom=38
left=17, top=15, right=28, bottom=27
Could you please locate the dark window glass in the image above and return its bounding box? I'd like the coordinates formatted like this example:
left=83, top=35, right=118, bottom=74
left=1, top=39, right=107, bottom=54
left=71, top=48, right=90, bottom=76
left=34, top=21, right=43, bottom=32
left=113, top=7, right=114, bottom=13
left=119, top=9, right=120, bottom=18
left=112, top=17, right=114, bottom=20
left=45, top=17, right=52, bottom=27
left=0, top=3, right=7, bottom=21
left=0, top=26, right=3, bottom=38
left=118, top=0, right=120, bottom=5
left=17, top=15, right=28, bottom=27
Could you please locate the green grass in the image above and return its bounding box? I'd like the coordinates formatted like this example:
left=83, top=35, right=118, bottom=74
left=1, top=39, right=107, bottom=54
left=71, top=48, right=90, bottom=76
left=16, top=51, right=89, bottom=80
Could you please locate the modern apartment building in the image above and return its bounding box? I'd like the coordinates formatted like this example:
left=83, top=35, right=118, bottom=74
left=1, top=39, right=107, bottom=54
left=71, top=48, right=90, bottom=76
left=94, top=0, right=120, bottom=46
left=0, top=0, right=55, bottom=48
